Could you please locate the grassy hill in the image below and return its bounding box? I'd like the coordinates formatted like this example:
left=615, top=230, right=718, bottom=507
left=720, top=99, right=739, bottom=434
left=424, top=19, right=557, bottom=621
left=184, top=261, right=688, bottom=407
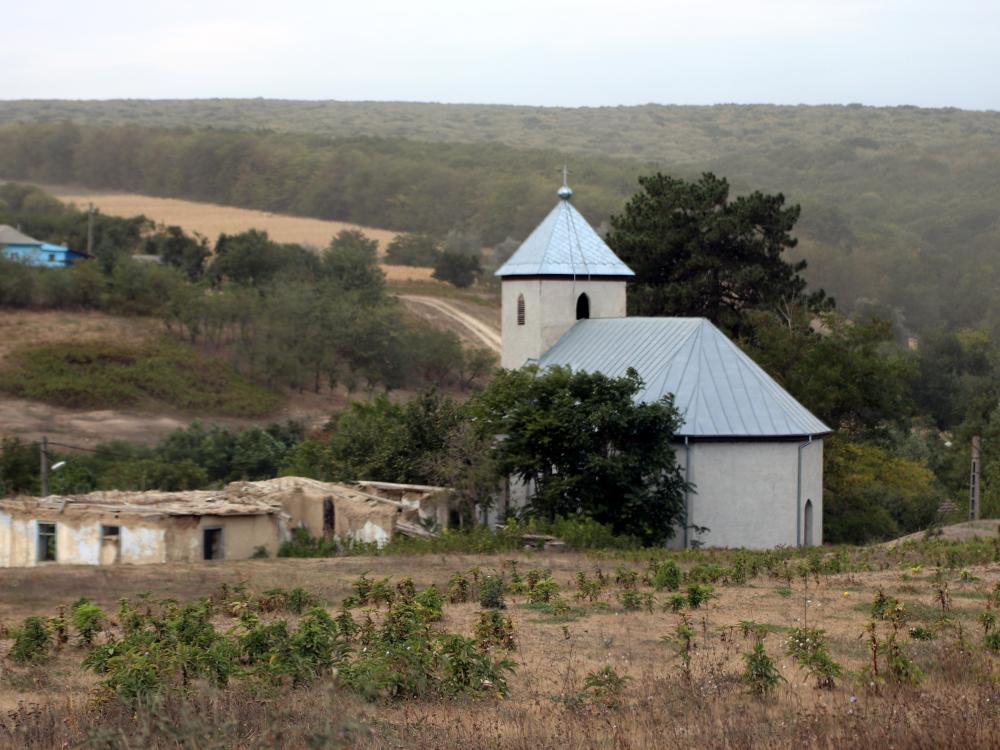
left=3, top=100, right=1000, bottom=334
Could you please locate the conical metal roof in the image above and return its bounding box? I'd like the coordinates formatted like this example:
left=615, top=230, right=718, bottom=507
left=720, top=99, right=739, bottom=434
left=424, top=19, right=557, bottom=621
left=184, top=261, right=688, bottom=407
left=537, top=317, right=831, bottom=438
left=495, top=189, right=634, bottom=278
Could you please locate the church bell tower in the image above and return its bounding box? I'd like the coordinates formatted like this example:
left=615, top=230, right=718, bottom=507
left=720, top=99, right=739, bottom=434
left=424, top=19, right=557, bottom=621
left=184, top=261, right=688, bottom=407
left=495, top=177, right=635, bottom=369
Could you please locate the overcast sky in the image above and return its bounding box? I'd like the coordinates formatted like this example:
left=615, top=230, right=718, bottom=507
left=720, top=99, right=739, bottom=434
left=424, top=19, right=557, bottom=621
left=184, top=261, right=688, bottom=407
left=4, top=0, right=998, bottom=109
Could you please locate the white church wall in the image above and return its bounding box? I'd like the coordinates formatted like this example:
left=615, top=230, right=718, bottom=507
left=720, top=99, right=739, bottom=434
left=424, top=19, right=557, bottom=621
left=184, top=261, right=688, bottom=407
left=677, top=439, right=824, bottom=549
left=495, top=439, right=823, bottom=550
left=500, top=278, right=627, bottom=368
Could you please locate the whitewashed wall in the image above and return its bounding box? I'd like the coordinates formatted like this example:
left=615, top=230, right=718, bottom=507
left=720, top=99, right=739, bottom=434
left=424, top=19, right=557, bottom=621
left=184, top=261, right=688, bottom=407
left=675, top=439, right=823, bottom=549
left=500, top=278, right=627, bottom=368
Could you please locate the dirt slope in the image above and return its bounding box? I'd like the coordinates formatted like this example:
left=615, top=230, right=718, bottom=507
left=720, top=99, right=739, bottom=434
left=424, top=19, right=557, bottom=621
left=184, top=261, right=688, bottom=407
left=398, top=295, right=501, bottom=352
left=884, top=519, right=1000, bottom=548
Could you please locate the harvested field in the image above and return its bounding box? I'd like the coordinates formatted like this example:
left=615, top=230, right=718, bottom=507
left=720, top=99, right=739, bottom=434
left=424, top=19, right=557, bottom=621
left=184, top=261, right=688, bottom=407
left=0, top=542, right=998, bottom=748
left=42, top=184, right=398, bottom=252
left=39, top=185, right=445, bottom=283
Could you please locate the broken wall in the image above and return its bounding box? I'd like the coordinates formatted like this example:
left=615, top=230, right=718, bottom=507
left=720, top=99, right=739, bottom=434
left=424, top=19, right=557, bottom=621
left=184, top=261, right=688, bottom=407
left=0, top=510, right=168, bottom=567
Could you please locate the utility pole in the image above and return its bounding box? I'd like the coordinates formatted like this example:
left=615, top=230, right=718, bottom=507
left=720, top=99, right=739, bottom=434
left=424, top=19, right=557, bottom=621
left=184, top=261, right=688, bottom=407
left=86, top=203, right=95, bottom=257
left=40, top=436, right=49, bottom=498
left=970, top=435, right=981, bottom=521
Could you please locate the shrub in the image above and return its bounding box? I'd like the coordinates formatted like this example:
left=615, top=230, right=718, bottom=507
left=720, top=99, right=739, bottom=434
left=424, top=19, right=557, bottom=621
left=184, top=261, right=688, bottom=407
left=785, top=627, right=842, bottom=689
left=686, top=584, right=714, bottom=609
left=350, top=574, right=375, bottom=606
left=71, top=600, right=105, bottom=647
left=287, top=587, right=318, bottom=615
left=526, top=577, right=560, bottom=604
left=479, top=575, right=506, bottom=610
left=277, top=528, right=339, bottom=558
left=662, top=614, right=696, bottom=680
left=650, top=560, right=682, bottom=591
left=10, top=616, right=51, bottom=663
left=574, top=572, right=604, bottom=603
left=341, top=599, right=514, bottom=700
left=985, top=631, right=1000, bottom=652
left=474, top=609, right=517, bottom=652
left=414, top=586, right=444, bottom=621
left=0, top=339, right=280, bottom=417
left=614, top=567, right=640, bottom=590
left=666, top=594, right=687, bottom=613
left=583, top=666, right=630, bottom=708
left=48, top=607, right=68, bottom=647
left=908, top=625, right=936, bottom=641
left=370, top=578, right=396, bottom=607
left=741, top=641, right=783, bottom=697
left=618, top=589, right=642, bottom=612
left=448, top=572, right=471, bottom=603
left=871, top=588, right=900, bottom=620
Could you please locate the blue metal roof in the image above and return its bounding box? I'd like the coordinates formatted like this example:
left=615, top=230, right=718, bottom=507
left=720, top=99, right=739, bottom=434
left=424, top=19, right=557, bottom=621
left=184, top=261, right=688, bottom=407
left=495, top=191, right=634, bottom=278
left=537, top=317, right=831, bottom=438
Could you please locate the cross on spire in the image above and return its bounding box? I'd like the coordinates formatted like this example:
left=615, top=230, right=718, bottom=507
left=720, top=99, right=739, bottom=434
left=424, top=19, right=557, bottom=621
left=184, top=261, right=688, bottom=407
left=558, top=164, right=573, bottom=200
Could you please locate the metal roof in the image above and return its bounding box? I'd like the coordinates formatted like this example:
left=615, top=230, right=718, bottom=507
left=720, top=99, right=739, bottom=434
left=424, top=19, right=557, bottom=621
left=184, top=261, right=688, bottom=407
left=495, top=190, right=634, bottom=278
left=0, top=225, right=42, bottom=246
left=537, top=317, right=831, bottom=438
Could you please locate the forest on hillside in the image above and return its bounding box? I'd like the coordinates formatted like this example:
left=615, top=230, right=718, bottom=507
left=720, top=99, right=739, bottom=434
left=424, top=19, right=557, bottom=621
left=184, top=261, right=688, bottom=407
left=1, top=100, right=999, bottom=336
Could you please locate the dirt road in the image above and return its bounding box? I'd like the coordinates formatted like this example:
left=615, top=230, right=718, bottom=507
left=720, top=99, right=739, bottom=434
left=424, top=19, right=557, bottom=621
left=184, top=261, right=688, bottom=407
left=398, top=295, right=501, bottom=352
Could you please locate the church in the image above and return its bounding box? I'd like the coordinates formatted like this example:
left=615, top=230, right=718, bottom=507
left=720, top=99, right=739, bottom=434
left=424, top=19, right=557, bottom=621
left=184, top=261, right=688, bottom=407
left=494, top=181, right=830, bottom=549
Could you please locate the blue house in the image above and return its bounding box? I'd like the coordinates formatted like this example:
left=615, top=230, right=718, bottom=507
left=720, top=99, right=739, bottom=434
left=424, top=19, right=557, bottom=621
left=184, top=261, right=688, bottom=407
left=0, top=225, right=89, bottom=267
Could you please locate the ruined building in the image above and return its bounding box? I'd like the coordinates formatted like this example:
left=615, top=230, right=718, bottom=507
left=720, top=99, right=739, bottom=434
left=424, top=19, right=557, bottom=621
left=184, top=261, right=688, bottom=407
left=0, top=478, right=450, bottom=567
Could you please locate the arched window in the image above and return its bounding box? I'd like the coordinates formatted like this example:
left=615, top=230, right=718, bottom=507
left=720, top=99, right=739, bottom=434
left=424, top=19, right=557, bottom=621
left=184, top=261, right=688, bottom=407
left=804, top=500, right=814, bottom=546
left=576, top=293, right=590, bottom=320
left=517, top=294, right=525, bottom=325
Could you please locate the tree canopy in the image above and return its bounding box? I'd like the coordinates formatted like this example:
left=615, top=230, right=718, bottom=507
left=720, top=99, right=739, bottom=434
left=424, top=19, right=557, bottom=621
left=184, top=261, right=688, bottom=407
left=470, top=366, right=687, bottom=544
left=606, top=172, right=830, bottom=335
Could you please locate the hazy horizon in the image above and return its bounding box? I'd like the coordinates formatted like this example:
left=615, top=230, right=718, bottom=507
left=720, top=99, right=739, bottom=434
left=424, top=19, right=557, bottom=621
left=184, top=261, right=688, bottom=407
left=5, top=1, right=999, bottom=110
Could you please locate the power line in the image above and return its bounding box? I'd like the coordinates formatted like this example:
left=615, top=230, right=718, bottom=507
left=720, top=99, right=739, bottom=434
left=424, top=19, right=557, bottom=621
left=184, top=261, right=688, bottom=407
left=44, top=439, right=151, bottom=461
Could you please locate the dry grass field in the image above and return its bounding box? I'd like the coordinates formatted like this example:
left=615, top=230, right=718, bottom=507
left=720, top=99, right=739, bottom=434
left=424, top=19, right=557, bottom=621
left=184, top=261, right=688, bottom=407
left=44, top=184, right=448, bottom=284
left=45, top=185, right=399, bottom=251
left=0, top=542, right=998, bottom=749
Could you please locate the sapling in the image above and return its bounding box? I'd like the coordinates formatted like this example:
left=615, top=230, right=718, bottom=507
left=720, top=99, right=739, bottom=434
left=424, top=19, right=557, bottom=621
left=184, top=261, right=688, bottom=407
left=686, top=584, right=714, bottom=609
left=741, top=635, right=783, bottom=698
left=47, top=606, right=68, bottom=648
left=480, top=575, right=506, bottom=609
left=474, top=609, right=516, bottom=652
left=785, top=627, right=841, bottom=689
left=71, top=600, right=105, bottom=647
left=527, top=576, right=559, bottom=604
left=884, top=604, right=922, bottom=685
left=662, top=614, right=695, bottom=682
left=583, top=666, right=630, bottom=709
left=665, top=594, right=687, bottom=613
left=10, top=616, right=50, bottom=664
left=448, top=572, right=471, bottom=603
left=650, top=560, right=682, bottom=592
left=396, top=577, right=416, bottom=602
left=978, top=607, right=996, bottom=636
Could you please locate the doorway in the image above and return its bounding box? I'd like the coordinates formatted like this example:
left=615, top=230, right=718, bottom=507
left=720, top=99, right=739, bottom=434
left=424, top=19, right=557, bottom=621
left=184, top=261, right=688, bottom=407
left=323, top=497, right=335, bottom=536
left=203, top=527, right=224, bottom=560
left=804, top=500, right=814, bottom=546
left=100, top=525, right=121, bottom=565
